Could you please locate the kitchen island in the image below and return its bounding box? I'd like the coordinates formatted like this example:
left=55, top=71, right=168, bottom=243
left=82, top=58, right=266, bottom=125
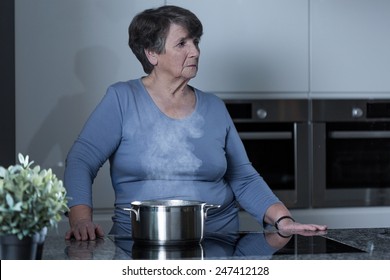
left=41, top=228, right=390, bottom=260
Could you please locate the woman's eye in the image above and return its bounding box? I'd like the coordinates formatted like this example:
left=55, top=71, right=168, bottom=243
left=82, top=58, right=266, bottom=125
left=176, top=38, right=200, bottom=48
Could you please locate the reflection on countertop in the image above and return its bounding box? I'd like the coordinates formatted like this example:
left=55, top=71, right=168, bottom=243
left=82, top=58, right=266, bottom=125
left=42, top=228, right=390, bottom=260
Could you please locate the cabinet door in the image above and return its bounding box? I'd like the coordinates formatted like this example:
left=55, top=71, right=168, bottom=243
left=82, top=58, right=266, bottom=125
left=311, top=0, right=390, bottom=93
left=168, top=0, right=309, bottom=92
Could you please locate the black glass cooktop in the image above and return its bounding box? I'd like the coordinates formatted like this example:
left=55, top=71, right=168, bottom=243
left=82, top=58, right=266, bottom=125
left=273, top=234, right=365, bottom=255
left=110, top=232, right=366, bottom=260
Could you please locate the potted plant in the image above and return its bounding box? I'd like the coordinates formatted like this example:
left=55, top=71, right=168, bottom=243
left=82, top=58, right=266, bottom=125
left=0, top=153, right=68, bottom=259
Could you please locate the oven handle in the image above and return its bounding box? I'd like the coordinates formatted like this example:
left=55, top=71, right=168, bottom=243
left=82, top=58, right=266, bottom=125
left=238, top=132, right=292, bottom=140
left=329, top=131, right=390, bottom=139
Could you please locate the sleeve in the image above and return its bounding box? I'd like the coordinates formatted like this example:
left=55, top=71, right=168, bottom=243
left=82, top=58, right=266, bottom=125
left=64, top=86, right=123, bottom=208
left=223, top=108, right=281, bottom=225
left=234, top=232, right=281, bottom=259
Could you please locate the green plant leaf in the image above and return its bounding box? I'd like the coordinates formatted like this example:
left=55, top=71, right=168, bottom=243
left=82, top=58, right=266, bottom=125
left=18, top=153, right=24, bottom=165
left=5, top=193, right=14, bottom=208
left=12, top=201, right=23, bottom=211
left=0, top=166, right=6, bottom=178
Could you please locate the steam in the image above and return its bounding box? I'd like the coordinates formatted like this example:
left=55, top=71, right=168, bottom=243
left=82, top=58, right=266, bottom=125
left=139, top=112, right=204, bottom=198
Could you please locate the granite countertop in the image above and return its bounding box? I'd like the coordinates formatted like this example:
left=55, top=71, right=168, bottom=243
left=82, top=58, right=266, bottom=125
left=42, top=228, right=390, bottom=260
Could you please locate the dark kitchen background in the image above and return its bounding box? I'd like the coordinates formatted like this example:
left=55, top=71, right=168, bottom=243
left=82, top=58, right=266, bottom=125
left=3, top=0, right=390, bottom=232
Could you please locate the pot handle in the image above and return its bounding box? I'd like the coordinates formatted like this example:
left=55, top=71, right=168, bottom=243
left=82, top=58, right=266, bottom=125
left=123, top=207, right=140, bottom=222
left=204, top=204, right=221, bottom=219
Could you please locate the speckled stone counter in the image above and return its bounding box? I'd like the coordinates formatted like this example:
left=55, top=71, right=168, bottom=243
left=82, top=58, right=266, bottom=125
left=42, top=228, right=390, bottom=260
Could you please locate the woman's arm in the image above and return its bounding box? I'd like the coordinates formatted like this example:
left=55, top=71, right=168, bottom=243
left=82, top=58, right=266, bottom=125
left=64, top=86, right=124, bottom=240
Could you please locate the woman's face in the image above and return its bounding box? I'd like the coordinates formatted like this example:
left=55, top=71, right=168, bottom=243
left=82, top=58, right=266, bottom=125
left=154, top=23, right=200, bottom=81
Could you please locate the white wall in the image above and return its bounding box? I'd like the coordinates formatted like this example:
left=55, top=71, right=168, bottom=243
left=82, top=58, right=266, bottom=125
left=169, top=0, right=310, bottom=93
left=15, top=0, right=163, bottom=208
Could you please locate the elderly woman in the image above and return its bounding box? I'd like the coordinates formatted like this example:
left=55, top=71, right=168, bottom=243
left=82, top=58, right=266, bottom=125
left=64, top=5, right=327, bottom=240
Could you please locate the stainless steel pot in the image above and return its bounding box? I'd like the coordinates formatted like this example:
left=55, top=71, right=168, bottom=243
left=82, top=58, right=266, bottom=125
left=124, top=200, right=220, bottom=245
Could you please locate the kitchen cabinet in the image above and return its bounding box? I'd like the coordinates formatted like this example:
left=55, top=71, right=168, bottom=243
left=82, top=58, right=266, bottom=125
left=310, top=0, right=390, bottom=94
left=168, top=0, right=309, bottom=93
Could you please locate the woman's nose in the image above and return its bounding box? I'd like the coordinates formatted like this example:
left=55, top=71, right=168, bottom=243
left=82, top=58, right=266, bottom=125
left=189, top=42, right=200, bottom=57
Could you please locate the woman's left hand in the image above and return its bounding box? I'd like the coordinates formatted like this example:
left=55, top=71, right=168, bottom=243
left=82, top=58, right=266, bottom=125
left=279, top=221, right=328, bottom=234
left=277, top=220, right=328, bottom=232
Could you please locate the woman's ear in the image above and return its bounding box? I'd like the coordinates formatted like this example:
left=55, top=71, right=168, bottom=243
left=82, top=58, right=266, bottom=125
left=145, top=49, right=158, bottom=66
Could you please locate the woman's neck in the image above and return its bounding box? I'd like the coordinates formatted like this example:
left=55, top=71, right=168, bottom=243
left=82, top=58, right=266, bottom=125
left=141, top=75, right=195, bottom=119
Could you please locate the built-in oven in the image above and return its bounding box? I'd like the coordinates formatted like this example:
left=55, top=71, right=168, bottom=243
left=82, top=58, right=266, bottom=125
left=312, top=99, right=390, bottom=207
left=224, top=99, right=310, bottom=208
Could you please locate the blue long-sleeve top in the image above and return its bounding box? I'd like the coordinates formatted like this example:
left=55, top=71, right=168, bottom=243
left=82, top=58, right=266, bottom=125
left=64, top=79, right=280, bottom=234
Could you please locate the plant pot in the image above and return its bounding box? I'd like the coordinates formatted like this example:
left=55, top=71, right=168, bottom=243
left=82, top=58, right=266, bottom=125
left=0, top=233, right=40, bottom=260
left=36, top=227, right=48, bottom=260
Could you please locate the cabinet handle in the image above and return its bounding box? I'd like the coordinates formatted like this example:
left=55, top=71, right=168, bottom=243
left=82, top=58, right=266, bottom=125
left=238, top=132, right=292, bottom=140
left=329, top=131, right=390, bottom=139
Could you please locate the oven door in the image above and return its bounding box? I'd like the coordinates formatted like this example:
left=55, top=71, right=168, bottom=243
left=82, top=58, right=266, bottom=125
left=312, top=100, right=390, bottom=207
left=236, top=122, right=310, bottom=208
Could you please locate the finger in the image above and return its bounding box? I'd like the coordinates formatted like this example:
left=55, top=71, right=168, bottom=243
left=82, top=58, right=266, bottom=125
left=307, top=224, right=327, bottom=231
left=72, top=229, right=83, bottom=241
left=65, top=230, right=74, bottom=240
left=95, top=224, right=105, bottom=237
left=302, top=224, right=328, bottom=232
left=303, top=224, right=319, bottom=231
left=84, top=224, right=96, bottom=240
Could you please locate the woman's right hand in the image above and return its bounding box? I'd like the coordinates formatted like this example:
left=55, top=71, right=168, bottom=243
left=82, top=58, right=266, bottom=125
left=65, top=205, right=105, bottom=241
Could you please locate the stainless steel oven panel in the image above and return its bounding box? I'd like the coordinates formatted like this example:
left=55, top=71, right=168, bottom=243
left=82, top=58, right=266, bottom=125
left=312, top=123, right=326, bottom=207
left=251, top=100, right=308, bottom=122
left=312, top=99, right=390, bottom=122
left=226, top=99, right=308, bottom=122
